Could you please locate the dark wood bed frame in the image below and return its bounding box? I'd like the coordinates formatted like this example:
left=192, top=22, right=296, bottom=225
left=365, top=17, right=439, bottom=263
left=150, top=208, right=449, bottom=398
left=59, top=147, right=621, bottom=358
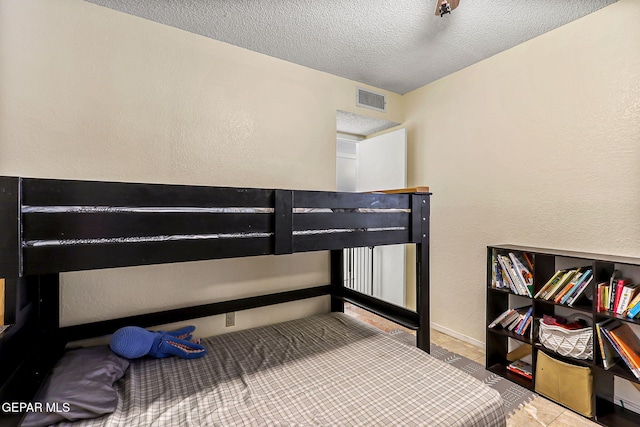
left=0, top=176, right=430, bottom=426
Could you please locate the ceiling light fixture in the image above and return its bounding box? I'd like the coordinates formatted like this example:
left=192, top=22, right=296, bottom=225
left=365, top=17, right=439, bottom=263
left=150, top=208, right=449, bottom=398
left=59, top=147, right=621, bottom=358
left=435, top=0, right=460, bottom=17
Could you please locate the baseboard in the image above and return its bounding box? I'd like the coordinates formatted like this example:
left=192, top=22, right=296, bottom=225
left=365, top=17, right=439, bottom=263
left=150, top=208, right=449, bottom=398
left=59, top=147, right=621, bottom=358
left=432, top=322, right=484, bottom=349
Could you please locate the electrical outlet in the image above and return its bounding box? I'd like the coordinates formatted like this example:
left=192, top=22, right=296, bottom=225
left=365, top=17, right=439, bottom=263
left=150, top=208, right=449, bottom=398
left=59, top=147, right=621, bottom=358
left=225, top=312, right=235, bottom=327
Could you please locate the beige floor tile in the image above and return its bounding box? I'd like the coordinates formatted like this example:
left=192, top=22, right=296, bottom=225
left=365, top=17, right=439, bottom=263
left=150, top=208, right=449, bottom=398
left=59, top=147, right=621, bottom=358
left=515, top=397, right=567, bottom=425
left=547, top=409, right=599, bottom=427
left=506, top=405, right=550, bottom=427
left=430, top=329, right=454, bottom=345
left=439, top=339, right=485, bottom=360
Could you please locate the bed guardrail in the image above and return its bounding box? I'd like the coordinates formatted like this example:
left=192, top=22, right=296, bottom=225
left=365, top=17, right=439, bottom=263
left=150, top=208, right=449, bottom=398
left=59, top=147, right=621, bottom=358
left=1, top=177, right=425, bottom=275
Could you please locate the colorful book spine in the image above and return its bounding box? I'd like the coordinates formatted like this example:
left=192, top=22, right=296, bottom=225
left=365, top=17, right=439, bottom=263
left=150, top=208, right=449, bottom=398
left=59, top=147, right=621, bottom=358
left=566, top=271, right=594, bottom=306
left=612, top=279, right=627, bottom=313
left=515, top=307, right=533, bottom=335
left=509, top=252, right=533, bottom=297
left=624, top=291, right=640, bottom=317
left=534, top=270, right=564, bottom=299
left=616, top=283, right=638, bottom=315
left=545, top=269, right=579, bottom=301
left=560, top=269, right=588, bottom=304
left=628, top=299, right=640, bottom=318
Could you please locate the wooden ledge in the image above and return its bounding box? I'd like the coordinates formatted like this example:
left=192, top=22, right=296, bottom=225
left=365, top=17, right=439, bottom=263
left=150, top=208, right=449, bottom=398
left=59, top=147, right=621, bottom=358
left=375, top=186, right=430, bottom=194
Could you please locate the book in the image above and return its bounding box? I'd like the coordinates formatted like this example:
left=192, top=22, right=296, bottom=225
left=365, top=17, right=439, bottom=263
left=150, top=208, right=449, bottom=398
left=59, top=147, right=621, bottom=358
left=534, top=270, right=565, bottom=299
left=501, top=269, right=512, bottom=292
left=500, top=311, right=522, bottom=328
left=507, top=360, right=533, bottom=380
left=607, top=270, right=620, bottom=311
left=508, top=252, right=533, bottom=297
left=488, top=308, right=515, bottom=328
left=489, top=306, right=531, bottom=336
left=488, top=307, right=527, bottom=329
left=506, top=313, right=524, bottom=331
left=595, top=320, right=619, bottom=370
left=559, top=269, right=590, bottom=304
left=566, top=272, right=594, bottom=306
left=599, top=283, right=610, bottom=312
left=553, top=282, right=574, bottom=304
left=628, top=296, right=640, bottom=319
left=498, top=255, right=529, bottom=296
left=496, top=255, right=519, bottom=294
left=518, top=315, right=533, bottom=336
left=515, top=307, right=533, bottom=335
left=492, top=259, right=503, bottom=289
left=545, top=269, right=580, bottom=301
left=612, top=279, right=629, bottom=313
left=616, top=283, right=639, bottom=315
left=601, top=321, right=640, bottom=380
left=624, top=291, right=640, bottom=317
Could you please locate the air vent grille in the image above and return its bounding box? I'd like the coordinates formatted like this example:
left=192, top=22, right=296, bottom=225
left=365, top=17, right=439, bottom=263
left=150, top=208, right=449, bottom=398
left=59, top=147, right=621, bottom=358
left=356, top=88, right=386, bottom=112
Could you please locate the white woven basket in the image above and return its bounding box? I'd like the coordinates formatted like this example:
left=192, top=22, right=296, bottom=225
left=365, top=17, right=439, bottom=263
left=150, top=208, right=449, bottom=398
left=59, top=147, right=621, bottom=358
left=538, top=320, right=593, bottom=360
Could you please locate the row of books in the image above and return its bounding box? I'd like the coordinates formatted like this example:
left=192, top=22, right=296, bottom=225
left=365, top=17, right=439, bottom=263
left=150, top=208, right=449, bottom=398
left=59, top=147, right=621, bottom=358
left=596, top=319, right=640, bottom=380
left=596, top=271, right=640, bottom=317
left=534, top=268, right=593, bottom=306
left=492, top=252, right=533, bottom=297
left=507, top=359, right=533, bottom=380
left=488, top=306, right=533, bottom=337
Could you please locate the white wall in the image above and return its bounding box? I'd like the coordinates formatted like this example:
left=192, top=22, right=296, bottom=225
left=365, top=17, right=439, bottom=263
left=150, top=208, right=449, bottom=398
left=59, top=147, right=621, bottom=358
left=404, top=0, right=640, bottom=344
left=0, top=0, right=403, bottom=338
left=336, top=138, right=358, bottom=192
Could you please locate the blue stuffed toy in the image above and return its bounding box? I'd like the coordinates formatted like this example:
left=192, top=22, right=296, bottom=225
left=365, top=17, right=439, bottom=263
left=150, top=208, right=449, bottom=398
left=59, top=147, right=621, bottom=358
left=110, top=325, right=206, bottom=359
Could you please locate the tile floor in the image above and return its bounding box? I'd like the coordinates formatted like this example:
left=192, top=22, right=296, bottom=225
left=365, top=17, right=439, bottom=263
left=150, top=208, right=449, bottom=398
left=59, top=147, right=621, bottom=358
left=344, top=303, right=600, bottom=427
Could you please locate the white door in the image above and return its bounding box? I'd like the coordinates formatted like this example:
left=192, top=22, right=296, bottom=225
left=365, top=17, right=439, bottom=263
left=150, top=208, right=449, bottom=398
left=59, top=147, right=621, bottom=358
left=356, top=128, right=407, bottom=307
left=356, top=128, right=406, bottom=192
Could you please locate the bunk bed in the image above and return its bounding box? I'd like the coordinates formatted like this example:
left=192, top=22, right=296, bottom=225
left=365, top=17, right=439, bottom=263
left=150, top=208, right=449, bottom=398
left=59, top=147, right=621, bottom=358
left=0, top=176, right=505, bottom=426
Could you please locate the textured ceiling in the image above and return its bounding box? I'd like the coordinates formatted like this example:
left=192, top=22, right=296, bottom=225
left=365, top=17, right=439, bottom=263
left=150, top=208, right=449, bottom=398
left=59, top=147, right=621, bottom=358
left=85, top=0, right=617, bottom=94
left=336, top=111, right=400, bottom=136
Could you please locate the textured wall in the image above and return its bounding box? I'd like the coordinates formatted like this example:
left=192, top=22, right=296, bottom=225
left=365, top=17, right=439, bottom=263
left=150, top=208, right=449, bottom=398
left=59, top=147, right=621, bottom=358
left=0, top=0, right=402, bottom=337
left=404, top=0, right=640, bottom=343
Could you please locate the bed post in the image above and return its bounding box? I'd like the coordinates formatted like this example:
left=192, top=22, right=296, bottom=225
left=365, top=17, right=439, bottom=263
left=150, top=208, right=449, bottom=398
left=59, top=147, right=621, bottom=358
left=0, top=177, right=21, bottom=281
left=274, top=190, right=293, bottom=255
left=413, top=194, right=431, bottom=353
left=36, top=274, right=62, bottom=343
left=330, top=250, right=344, bottom=312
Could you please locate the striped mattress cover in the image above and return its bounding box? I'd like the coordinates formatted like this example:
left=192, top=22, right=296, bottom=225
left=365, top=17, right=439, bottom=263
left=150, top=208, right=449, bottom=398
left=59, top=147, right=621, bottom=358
left=63, top=313, right=505, bottom=426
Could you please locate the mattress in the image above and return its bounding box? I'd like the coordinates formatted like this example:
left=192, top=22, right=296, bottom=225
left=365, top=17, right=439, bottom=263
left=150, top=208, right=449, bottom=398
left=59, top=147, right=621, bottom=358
left=64, top=313, right=505, bottom=426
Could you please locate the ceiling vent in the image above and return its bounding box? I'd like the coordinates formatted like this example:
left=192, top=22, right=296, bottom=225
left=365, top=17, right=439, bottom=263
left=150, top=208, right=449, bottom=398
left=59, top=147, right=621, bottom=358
left=356, top=87, right=386, bottom=112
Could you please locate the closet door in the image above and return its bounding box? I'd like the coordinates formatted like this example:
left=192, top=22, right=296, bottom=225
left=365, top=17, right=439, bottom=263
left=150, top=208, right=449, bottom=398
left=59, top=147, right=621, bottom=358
left=357, top=128, right=407, bottom=307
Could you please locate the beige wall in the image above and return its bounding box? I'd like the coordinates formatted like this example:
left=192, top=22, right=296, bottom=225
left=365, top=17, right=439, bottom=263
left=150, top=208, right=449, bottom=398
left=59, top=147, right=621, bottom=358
left=0, top=0, right=403, bottom=337
left=3, top=0, right=638, bottom=345
left=404, top=0, right=640, bottom=343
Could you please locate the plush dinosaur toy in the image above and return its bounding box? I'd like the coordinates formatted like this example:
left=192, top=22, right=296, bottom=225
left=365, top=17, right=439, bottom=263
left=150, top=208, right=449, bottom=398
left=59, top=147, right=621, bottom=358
left=110, top=325, right=206, bottom=359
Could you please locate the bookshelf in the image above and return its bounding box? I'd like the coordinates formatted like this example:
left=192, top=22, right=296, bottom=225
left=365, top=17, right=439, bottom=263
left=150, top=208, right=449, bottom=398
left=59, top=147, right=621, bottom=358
left=486, top=245, right=640, bottom=427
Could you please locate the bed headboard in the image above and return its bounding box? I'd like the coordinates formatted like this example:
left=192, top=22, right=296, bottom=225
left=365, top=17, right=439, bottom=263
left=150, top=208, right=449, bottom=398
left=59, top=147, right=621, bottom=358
left=0, top=176, right=430, bottom=424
